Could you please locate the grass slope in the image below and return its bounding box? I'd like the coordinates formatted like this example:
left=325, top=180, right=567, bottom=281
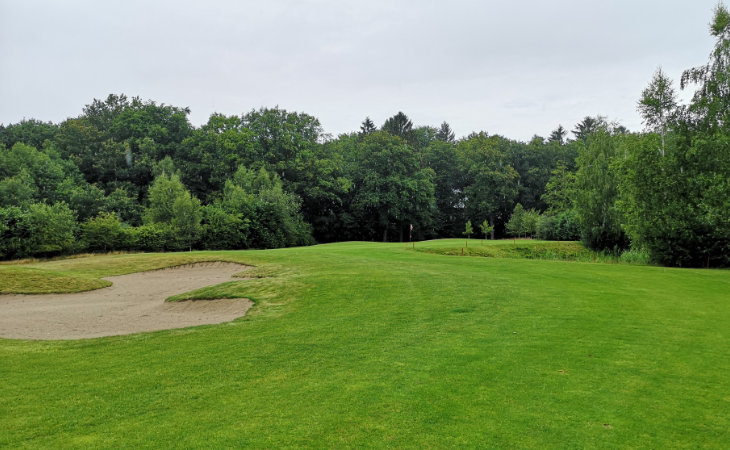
left=415, top=238, right=614, bottom=262
left=1, top=241, right=729, bottom=448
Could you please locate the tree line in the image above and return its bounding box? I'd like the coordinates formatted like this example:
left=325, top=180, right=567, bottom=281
left=1, top=5, right=728, bottom=267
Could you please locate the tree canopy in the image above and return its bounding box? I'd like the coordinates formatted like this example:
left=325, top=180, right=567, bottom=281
left=1, top=4, right=728, bottom=267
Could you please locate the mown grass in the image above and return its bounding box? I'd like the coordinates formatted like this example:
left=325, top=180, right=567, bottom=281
left=1, top=240, right=729, bottom=448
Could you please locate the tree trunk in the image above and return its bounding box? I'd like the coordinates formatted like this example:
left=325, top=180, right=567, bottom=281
left=382, top=227, right=388, bottom=242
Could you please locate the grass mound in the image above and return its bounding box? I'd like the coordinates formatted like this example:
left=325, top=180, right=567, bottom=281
left=415, top=239, right=598, bottom=262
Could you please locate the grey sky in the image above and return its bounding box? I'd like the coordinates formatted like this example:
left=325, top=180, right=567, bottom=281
left=0, top=0, right=719, bottom=141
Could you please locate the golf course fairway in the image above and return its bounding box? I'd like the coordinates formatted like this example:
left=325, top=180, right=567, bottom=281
left=1, top=240, right=728, bottom=448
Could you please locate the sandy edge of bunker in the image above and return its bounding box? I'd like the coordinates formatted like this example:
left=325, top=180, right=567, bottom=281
left=0, top=262, right=253, bottom=340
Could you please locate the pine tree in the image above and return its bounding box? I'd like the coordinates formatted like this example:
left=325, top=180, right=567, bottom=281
left=436, top=121, right=455, bottom=143
left=360, top=117, right=376, bottom=134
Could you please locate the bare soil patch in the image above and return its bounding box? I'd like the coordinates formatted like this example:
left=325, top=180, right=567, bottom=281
left=0, top=262, right=252, bottom=340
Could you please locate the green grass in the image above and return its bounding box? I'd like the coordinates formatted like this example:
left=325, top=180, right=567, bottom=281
left=1, top=240, right=729, bottom=448
left=0, top=266, right=113, bottom=294
left=414, top=238, right=621, bottom=263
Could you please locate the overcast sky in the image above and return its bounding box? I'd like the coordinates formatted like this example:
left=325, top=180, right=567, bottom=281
left=0, top=0, right=720, bottom=141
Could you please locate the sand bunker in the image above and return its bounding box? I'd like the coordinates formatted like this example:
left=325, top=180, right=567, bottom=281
left=0, top=262, right=252, bottom=340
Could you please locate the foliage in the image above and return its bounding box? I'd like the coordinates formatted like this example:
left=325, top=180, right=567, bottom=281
left=127, top=223, right=179, bottom=252
left=522, top=208, right=540, bottom=238
left=1, top=6, right=729, bottom=265
left=103, top=187, right=143, bottom=226
left=536, top=214, right=558, bottom=240
left=171, top=192, right=202, bottom=251
left=681, top=3, right=730, bottom=130
left=57, top=179, right=106, bottom=222
left=225, top=166, right=313, bottom=248
left=82, top=212, right=129, bottom=252
left=572, top=116, right=606, bottom=142
left=346, top=131, right=435, bottom=241
left=618, top=5, right=730, bottom=266
left=0, top=118, right=58, bottom=149
left=457, top=133, right=519, bottom=236
left=479, top=219, right=494, bottom=239
left=4, top=202, right=79, bottom=258
left=381, top=111, right=414, bottom=140
left=619, top=132, right=730, bottom=266
left=574, top=129, right=629, bottom=253
left=53, top=94, right=192, bottom=199
left=463, top=220, right=474, bottom=238
left=359, top=117, right=376, bottom=135
left=542, top=162, right=576, bottom=214
left=436, top=121, right=455, bottom=143
left=143, top=171, right=189, bottom=225
left=548, top=125, right=567, bottom=145
left=176, top=114, right=254, bottom=200
left=424, top=139, right=462, bottom=237
left=536, top=210, right=581, bottom=241
left=200, top=203, right=250, bottom=250
left=0, top=169, right=37, bottom=207
left=0, top=206, right=25, bottom=259
left=506, top=203, right=524, bottom=237
left=638, top=68, right=677, bottom=154
left=0, top=142, right=70, bottom=203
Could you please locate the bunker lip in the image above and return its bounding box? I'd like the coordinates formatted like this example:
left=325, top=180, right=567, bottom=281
left=0, top=262, right=252, bottom=340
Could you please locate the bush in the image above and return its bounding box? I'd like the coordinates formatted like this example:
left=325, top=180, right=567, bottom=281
left=536, top=214, right=559, bottom=240
left=23, top=202, right=78, bottom=257
left=0, top=206, right=26, bottom=259
left=127, top=223, right=180, bottom=252
left=200, top=204, right=250, bottom=250
left=536, top=210, right=581, bottom=241
left=555, top=209, right=581, bottom=241
left=82, top=212, right=129, bottom=252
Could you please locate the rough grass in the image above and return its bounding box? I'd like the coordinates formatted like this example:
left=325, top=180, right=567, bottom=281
left=0, top=267, right=112, bottom=294
left=414, top=239, right=627, bottom=263
left=1, top=240, right=729, bottom=448
left=166, top=280, right=253, bottom=302
left=0, top=252, right=252, bottom=294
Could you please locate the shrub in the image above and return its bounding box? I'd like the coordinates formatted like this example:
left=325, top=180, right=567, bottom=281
left=536, top=214, right=559, bottom=240
left=555, top=210, right=581, bottom=241
left=127, top=223, right=180, bottom=252
left=536, top=210, right=581, bottom=241
left=82, top=212, right=129, bottom=253
left=200, top=204, right=250, bottom=250
left=0, top=206, right=26, bottom=259
left=23, top=202, right=78, bottom=257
